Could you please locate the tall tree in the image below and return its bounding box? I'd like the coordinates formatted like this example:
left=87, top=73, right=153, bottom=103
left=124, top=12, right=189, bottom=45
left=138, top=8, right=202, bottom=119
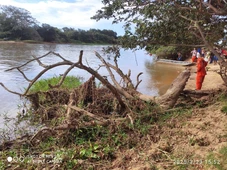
left=0, top=5, right=40, bottom=40
left=92, top=0, right=227, bottom=51
left=92, top=0, right=227, bottom=83
left=37, top=24, right=57, bottom=42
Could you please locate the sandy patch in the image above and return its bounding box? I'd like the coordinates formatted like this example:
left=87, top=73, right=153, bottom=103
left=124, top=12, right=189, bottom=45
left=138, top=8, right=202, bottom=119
left=185, top=63, right=226, bottom=90
left=113, top=62, right=227, bottom=170
left=0, top=41, right=24, bottom=44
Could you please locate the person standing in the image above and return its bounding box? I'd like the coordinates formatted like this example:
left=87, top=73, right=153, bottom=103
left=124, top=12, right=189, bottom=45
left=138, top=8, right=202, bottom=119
left=213, top=48, right=220, bottom=65
left=196, top=53, right=208, bottom=90
left=201, top=48, right=205, bottom=57
left=204, top=51, right=211, bottom=63
left=197, top=48, right=201, bottom=54
left=177, top=52, right=183, bottom=61
left=222, top=49, right=227, bottom=59
left=191, top=48, right=197, bottom=62
left=213, top=55, right=218, bottom=65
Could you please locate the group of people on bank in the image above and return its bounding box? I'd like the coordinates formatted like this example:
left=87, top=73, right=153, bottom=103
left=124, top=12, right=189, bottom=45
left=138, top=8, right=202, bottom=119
left=191, top=48, right=219, bottom=65
left=190, top=47, right=227, bottom=90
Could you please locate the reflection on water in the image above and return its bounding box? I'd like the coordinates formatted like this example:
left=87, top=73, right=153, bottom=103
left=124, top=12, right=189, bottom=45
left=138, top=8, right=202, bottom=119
left=0, top=43, right=183, bottom=126
left=145, top=61, right=184, bottom=95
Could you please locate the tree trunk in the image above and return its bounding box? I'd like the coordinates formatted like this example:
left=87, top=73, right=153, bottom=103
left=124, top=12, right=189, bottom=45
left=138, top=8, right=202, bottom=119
left=156, top=69, right=191, bottom=109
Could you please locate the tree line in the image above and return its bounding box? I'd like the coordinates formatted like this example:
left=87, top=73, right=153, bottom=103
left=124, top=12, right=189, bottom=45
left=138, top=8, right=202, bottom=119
left=0, top=5, right=118, bottom=44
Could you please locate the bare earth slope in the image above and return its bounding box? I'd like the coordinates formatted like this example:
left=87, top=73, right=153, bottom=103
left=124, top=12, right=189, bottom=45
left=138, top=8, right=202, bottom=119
left=112, top=63, right=227, bottom=170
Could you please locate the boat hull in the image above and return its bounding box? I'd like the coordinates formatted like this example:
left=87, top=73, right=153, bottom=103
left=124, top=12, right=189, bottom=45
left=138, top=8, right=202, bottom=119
left=156, top=59, right=195, bottom=66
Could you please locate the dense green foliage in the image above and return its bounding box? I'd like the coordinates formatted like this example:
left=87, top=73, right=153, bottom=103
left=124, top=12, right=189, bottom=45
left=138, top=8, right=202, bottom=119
left=0, top=5, right=118, bottom=44
left=92, top=0, right=227, bottom=56
left=0, top=5, right=40, bottom=41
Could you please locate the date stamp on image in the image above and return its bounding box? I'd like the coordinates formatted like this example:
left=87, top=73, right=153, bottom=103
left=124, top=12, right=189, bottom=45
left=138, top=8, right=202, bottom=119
left=174, top=159, right=221, bottom=165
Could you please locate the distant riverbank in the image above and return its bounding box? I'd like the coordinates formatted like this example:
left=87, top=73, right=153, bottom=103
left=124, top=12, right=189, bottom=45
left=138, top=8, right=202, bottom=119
left=0, top=40, right=115, bottom=45
left=0, top=40, right=24, bottom=44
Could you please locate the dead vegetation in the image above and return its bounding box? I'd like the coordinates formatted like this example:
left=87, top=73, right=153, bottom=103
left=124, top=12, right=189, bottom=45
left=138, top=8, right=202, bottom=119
left=0, top=50, right=227, bottom=169
left=0, top=50, right=191, bottom=136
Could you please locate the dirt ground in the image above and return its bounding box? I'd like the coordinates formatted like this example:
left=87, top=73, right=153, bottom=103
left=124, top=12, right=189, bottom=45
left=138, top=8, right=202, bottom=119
left=112, top=62, right=227, bottom=170
left=2, top=49, right=226, bottom=169
left=185, top=63, right=226, bottom=91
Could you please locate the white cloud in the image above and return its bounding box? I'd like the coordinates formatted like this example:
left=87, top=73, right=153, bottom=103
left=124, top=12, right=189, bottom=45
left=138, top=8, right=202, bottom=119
left=0, top=0, right=125, bottom=35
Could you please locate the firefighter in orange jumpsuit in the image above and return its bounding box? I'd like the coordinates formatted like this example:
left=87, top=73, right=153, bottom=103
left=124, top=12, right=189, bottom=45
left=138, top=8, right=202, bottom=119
left=196, top=53, right=208, bottom=90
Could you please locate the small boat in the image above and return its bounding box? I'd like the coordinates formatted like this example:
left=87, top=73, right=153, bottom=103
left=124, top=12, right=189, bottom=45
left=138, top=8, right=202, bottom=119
left=156, top=59, right=195, bottom=66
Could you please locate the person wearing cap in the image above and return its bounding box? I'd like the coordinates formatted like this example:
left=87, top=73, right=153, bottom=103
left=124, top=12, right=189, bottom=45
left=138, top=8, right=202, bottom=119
left=196, top=53, right=208, bottom=90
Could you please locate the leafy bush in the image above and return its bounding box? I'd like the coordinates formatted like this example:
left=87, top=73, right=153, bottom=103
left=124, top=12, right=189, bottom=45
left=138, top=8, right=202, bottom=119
left=29, top=75, right=81, bottom=93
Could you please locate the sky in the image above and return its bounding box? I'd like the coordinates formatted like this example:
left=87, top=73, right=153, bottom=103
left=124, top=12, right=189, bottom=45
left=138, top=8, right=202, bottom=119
left=0, top=0, right=125, bottom=36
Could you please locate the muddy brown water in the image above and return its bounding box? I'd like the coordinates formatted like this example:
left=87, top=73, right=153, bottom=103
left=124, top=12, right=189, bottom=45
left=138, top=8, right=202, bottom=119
left=0, top=43, right=184, bottom=127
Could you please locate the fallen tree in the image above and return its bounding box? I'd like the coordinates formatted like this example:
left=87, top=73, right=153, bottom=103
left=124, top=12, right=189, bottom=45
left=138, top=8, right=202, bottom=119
left=0, top=50, right=191, bottom=143
left=0, top=50, right=190, bottom=109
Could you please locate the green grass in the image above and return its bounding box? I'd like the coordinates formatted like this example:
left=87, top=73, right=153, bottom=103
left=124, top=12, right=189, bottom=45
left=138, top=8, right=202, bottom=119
left=22, top=40, right=42, bottom=44
left=28, top=76, right=81, bottom=93
left=157, top=108, right=192, bottom=126
left=218, top=93, right=227, bottom=102
left=205, top=146, right=227, bottom=170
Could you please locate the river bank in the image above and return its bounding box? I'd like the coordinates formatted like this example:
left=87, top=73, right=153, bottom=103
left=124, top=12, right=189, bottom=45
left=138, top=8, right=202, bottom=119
left=0, top=40, right=114, bottom=46
left=185, top=62, right=226, bottom=90
left=0, top=40, right=24, bottom=44
left=0, top=47, right=227, bottom=169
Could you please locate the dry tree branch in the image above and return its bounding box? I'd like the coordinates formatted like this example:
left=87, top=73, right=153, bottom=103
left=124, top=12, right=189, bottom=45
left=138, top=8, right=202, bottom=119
left=1, top=48, right=192, bottom=113
left=30, top=127, right=54, bottom=145
left=52, top=52, right=73, bottom=62
left=68, top=105, right=107, bottom=122
left=94, top=51, right=134, bottom=99
left=29, top=112, right=133, bottom=143
left=176, top=0, right=226, bottom=15
left=23, top=61, right=73, bottom=95
left=0, top=83, right=23, bottom=96
left=135, top=72, right=143, bottom=90
left=108, top=64, right=134, bottom=88
left=96, top=64, right=105, bottom=71
left=179, top=14, right=224, bottom=62
left=194, top=21, right=225, bottom=63
left=73, top=51, right=127, bottom=111
left=94, top=51, right=120, bottom=87
left=32, top=55, right=49, bottom=68
left=48, top=50, right=84, bottom=88
left=48, top=62, right=77, bottom=88
left=6, top=51, right=53, bottom=72
left=195, top=0, right=227, bottom=15
left=1, top=57, right=75, bottom=96
left=28, top=51, right=127, bottom=110
left=17, top=68, right=32, bottom=82
left=95, top=51, right=134, bottom=88
left=127, top=69, right=131, bottom=78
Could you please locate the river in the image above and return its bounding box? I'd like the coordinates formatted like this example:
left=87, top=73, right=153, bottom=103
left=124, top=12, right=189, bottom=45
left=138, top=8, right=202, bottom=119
left=0, top=43, right=184, bottom=127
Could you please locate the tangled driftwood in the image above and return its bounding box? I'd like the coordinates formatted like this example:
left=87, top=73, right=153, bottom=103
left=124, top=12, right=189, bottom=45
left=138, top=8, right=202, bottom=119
left=0, top=50, right=191, bottom=109
left=0, top=50, right=192, bottom=143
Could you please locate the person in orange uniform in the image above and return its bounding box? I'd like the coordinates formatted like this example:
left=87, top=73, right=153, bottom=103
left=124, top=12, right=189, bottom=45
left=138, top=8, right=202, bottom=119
left=196, top=53, right=208, bottom=90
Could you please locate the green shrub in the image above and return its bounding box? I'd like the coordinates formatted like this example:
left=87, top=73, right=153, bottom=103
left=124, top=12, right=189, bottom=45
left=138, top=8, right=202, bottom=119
left=28, top=75, right=81, bottom=93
